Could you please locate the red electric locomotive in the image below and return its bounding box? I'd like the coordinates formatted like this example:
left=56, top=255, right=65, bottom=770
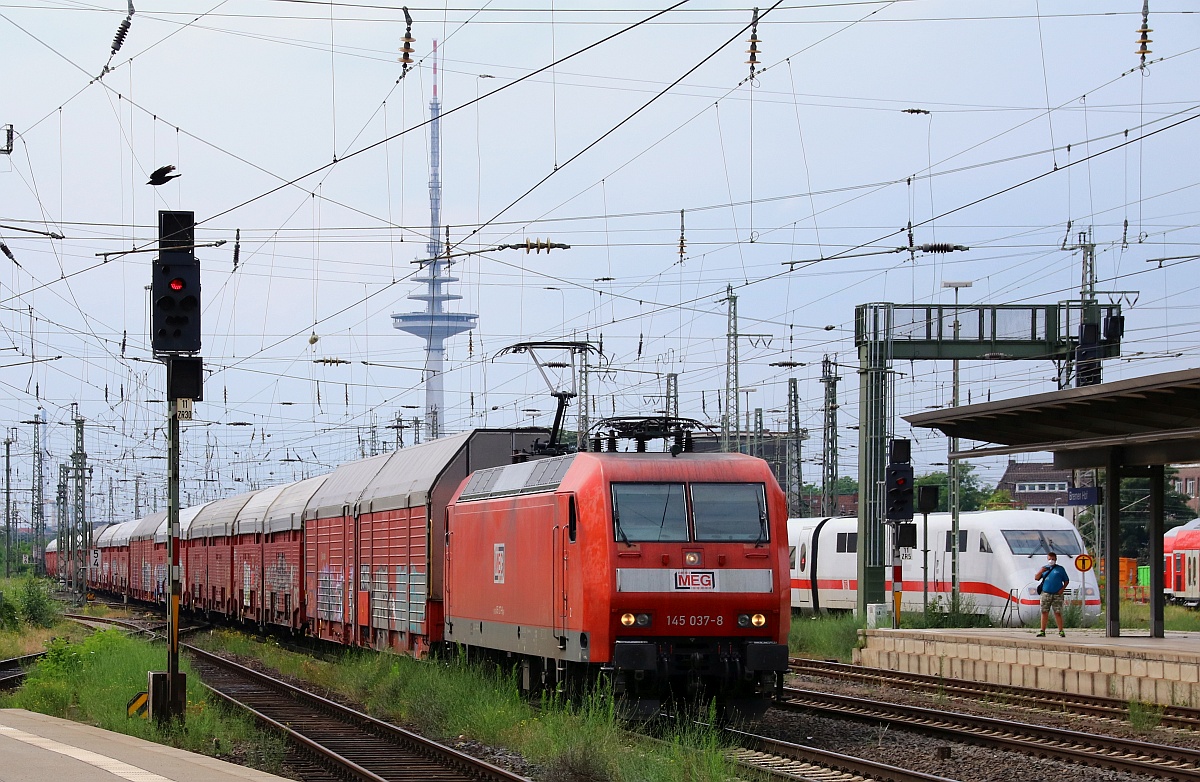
left=86, top=423, right=790, bottom=714
left=445, top=445, right=790, bottom=713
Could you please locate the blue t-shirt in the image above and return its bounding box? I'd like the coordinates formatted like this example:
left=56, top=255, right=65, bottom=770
left=1040, top=563, right=1069, bottom=594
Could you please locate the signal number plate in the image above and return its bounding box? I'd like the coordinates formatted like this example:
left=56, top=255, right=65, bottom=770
left=666, top=614, right=724, bottom=627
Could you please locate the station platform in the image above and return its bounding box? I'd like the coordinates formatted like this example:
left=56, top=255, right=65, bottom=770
left=0, top=709, right=291, bottom=782
left=854, top=628, right=1200, bottom=706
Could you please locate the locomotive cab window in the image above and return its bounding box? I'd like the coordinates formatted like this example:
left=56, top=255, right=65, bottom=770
left=611, top=483, right=688, bottom=542
left=691, top=483, right=767, bottom=542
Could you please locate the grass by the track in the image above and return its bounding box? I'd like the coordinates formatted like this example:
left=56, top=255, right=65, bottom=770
left=0, top=626, right=287, bottom=773
left=194, top=630, right=740, bottom=782
left=790, top=600, right=1200, bottom=662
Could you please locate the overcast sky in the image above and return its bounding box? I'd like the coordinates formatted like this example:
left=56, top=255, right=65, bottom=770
left=2, top=1, right=1198, bottom=519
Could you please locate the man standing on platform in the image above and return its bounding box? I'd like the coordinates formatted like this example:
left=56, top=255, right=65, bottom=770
left=1036, top=552, right=1070, bottom=637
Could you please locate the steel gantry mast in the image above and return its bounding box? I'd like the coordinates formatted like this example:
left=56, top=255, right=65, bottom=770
left=821, top=355, right=840, bottom=517
left=72, top=407, right=88, bottom=599
left=32, top=409, right=44, bottom=572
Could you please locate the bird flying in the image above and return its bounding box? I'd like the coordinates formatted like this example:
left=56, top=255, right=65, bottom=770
left=147, top=165, right=180, bottom=185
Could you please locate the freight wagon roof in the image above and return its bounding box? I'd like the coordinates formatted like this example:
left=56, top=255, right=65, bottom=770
left=108, top=518, right=138, bottom=549
left=130, top=511, right=168, bottom=541
left=189, top=493, right=255, bottom=538
left=265, top=474, right=327, bottom=533
left=358, top=430, right=482, bottom=512
left=232, top=483, right=289, bottom=535
left=157, top=502, right=212, bottom=543
left=95, top=522, right=123, bottom=547
left=306, top=430, right=475, bottom=519
left=106, top=519, right=139, bottom=547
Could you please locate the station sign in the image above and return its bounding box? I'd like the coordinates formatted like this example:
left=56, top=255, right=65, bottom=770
left=1067, top=487, right=1100, bottom=506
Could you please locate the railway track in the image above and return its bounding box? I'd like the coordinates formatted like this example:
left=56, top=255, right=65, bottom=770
left=185, top=644, right=531, bottom=782
left=726, top=727, right=961, bottom=782
left=0, top=652, right=43, bottom=690
left=791, top=657, right=1200, bottom=730
left=779, top=686, right=1200, bottom=780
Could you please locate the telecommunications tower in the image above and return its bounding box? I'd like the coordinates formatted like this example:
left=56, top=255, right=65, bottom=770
left=391, top=40, right=477, bottom=440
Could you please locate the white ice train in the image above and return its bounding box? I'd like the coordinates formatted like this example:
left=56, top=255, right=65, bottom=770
left=789, top=510, right=1101, bottom=626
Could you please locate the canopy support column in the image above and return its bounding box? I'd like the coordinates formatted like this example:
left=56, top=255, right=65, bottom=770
left=1149, top=464, right=1165, bottom=639
left=1104, top=448, right=1122, bottom=638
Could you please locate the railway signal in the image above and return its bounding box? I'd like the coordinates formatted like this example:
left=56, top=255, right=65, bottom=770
left=885, top=463, right=914, bottom=521
left=151, top=211, right=201, bottom=355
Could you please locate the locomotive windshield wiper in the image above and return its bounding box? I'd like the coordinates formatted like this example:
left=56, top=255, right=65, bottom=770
left=753, top=497, right=768, bottom=548
left=613, top=509, right=633, bottom=547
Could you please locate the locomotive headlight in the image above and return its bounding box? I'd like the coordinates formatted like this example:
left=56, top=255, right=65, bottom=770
left=621, top=613, right=637, bottom=627
left=684, top=551, right=702, bottom=566
left=751, top=613, right=767, bottom=627
left=636, top=613, right=652, bottom=627
left=737, top=613, right=751, bottom=628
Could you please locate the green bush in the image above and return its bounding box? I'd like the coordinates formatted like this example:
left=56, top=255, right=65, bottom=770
left=0, top=590, right=18, bottom=631
left=17, top=578, right=59, bottom=628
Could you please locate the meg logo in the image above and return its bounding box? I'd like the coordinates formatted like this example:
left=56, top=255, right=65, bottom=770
left=674, top=570, right=716, bottom=590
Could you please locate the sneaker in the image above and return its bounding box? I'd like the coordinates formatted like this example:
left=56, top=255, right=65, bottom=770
left=1036, top=631, right=1046, bottom=637
left=1059, top=631, right=1066, bottom=637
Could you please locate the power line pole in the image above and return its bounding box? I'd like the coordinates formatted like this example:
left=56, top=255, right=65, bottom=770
left=56, top=464, right=67, bottom=583
left=821, top=355, right=840, bottom=517
left=785, top=378, right=808, bottom=516
left=577, top=349, right=592, bottom=451
left=72, top=407, right=88, bottom=600
left=722, top=285, right=739, bottom=453
left=942, top=281, right=972, bottom=609
left=32, top=409, right=44, bottom=573
left=666, top=372, right=679, bottom=420
left=4, top=431, right=11, bottom=577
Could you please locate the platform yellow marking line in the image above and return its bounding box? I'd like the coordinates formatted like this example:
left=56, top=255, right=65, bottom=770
left=0, top=722, right=172, bottom=782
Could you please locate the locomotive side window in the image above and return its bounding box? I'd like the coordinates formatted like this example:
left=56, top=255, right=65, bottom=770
left=979, top=532, right=993, bottom=553
left=611, top=483, right=688, bottom=542
left=691, top=483, right=767, bottom=542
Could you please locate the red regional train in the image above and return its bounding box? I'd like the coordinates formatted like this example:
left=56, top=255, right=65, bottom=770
left=73, top=427, right=791, bottom=712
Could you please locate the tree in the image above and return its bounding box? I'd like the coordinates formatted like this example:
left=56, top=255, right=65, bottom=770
left=833, top=475, right=858, bottom=495
left=1116, top=474, right=1194, bottom=560
left=912, top=463, right=991, bottom=512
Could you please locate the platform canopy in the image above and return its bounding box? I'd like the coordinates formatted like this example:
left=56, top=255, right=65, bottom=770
left=904, top=367, right=1200, bottom=639
left=904, top=366, right=1200, bottom=469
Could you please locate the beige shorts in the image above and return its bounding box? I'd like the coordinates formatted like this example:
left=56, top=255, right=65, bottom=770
left=1040, top=591, right=1065, bottom=612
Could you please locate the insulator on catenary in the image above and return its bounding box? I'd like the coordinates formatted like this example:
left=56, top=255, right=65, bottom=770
left=917, top=243, right=969, bottom=253
left=111, top=17, right=131, bottom=55
left=232, top=228, right=241, bottom=269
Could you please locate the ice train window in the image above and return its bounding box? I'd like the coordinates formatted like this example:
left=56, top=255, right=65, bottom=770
left=789, top=546, right=797, bottom=570
left=611, top=483, right=688, bottom=543
left=944, top=530, right=967, bottom=552
left=691, top=483, right=766, bottom=542
left=1001, top=529, right=1083, bottom=556
left=979, top=532, right=992, bottom=553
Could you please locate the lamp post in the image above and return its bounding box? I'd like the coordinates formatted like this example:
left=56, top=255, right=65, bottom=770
left=942, top=280, right=972, bottom=610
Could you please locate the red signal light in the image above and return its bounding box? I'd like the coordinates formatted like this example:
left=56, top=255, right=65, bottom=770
left=169, top=277, right=186, bottom=292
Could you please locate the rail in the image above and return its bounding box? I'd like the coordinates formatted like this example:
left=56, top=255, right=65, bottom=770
left=778, top=686, right=1200, bottom=779
left=185, top=644, right=531, bottom=782
left=790, top=657, right=1200, bottom=730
